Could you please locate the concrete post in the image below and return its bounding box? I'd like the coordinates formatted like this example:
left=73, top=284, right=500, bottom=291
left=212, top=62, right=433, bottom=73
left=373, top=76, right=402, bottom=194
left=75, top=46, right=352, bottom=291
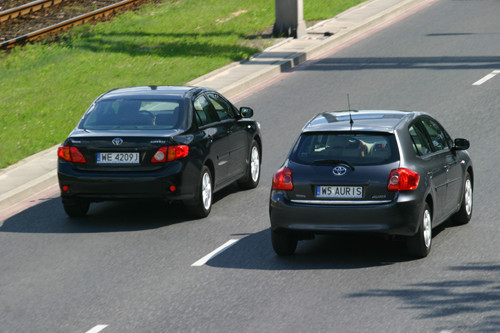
left=272, top=0, right=306, bottom=38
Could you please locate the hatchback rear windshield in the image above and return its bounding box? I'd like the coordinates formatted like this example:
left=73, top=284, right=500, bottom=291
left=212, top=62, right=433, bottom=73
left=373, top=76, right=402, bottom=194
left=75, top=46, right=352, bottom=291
left=79, top=99, right=187, bottom=130
left=290, top=132, right=399, bottom=166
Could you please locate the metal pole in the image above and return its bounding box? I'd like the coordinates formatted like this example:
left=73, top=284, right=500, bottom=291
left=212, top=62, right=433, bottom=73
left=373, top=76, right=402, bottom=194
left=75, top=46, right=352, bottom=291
left=272, top=0, right=306, bottom=38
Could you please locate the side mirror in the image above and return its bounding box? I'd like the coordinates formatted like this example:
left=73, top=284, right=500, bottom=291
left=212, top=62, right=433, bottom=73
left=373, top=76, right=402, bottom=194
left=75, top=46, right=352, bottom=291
left=453, top=138, right=470, bottom=150
left=240, top=107, right=254, bottom=118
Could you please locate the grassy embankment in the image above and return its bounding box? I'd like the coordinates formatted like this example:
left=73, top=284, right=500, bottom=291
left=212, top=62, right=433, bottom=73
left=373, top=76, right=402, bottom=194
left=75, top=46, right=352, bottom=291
left=0, top=0, right=364, bottom=168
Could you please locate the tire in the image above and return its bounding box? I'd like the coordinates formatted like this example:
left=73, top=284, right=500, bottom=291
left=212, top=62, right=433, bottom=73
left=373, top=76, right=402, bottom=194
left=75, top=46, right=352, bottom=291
left=185, top=166, right=213, bottom=219
left=271, top=230, right=297, bottom=256
left=452, top=172, right=473, bottom=225
left=407, top=202, right=432, bottom=258
left=238, top=141, right=261, bottom=190
left=62, top=198, right=90, bottom=217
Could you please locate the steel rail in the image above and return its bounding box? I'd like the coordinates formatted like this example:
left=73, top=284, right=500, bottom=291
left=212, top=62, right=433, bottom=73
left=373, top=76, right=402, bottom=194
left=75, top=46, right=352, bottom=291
left=0, top=0, right=142, bottom=50
left=0, top=0, right=65, bottom=23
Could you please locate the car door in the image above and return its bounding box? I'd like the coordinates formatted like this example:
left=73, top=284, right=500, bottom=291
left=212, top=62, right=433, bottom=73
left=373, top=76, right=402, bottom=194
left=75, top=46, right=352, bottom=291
left=193, top=94, right=231, bottom=187
left=410, top=120, right=449, bottom=223
left=206, top=92, right=249, bottom=180
left=422, top=117, right=460, bottom=220
left=420, top=117, right=462, bottom=216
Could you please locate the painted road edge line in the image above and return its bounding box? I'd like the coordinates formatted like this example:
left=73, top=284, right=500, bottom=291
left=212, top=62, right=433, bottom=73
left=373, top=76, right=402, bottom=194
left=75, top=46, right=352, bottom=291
left=192, top=239, right=240, bottom=267
left=473, top=70, right=500, bottom=86
left=86, top=325, right=108, bottom=333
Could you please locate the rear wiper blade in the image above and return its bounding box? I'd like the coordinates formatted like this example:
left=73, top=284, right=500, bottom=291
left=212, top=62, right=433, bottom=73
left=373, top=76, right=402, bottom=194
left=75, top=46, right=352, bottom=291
left=312, top=159, right=355, bottom=170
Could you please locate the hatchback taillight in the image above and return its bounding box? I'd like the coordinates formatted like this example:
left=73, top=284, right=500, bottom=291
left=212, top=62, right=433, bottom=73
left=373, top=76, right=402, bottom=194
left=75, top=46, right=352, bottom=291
left=57, top=146, right=86, bottom=163
left=272, top=167, right=293, bottom=190
left=387, top=168, right=419, bottom=191
left=152, top=145, right=189, bottom=163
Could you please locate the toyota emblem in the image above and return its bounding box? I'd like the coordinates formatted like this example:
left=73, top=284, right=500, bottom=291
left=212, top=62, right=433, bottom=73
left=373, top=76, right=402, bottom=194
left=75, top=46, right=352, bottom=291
left=332, top=165, right=347, bottom=176
left=112, top=138, right=123, bottom=146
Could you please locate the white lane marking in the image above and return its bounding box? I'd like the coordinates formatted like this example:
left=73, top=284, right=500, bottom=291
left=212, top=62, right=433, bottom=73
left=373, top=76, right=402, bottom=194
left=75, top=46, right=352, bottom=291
left=191, top=239, right=240, bottom=267
left=85, top=325, right=108, bottom=333
left=473, top=70, right=500, bottom=85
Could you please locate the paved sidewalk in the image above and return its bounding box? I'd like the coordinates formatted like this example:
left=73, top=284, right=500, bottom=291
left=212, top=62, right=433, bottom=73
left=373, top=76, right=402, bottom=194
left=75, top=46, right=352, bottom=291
left=0, top=0, right=432, bottom=212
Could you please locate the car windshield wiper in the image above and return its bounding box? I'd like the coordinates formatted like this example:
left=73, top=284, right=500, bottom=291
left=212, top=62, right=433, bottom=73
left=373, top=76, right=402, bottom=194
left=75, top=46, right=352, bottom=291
left=312, top=159, right=355, bottom=170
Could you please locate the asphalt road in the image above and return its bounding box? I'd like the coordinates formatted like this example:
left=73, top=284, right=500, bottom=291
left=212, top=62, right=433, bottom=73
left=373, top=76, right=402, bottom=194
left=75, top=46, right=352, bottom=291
left=1, top=0, right=499, bottom=332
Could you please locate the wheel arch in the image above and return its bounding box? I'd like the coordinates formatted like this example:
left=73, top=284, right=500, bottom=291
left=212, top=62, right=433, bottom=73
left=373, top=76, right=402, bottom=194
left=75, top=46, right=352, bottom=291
left=425, top=194, right=434, bottom=219
left=204, top=158, right=215, bottom=183
left=467, top=166, right=474, bottom=189
left=253, top=135, right=263, bottom=161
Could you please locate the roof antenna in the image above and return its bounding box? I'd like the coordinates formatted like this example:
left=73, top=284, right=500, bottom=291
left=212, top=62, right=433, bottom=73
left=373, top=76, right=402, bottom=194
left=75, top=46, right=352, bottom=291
left=347, top=94, right=354, bottom=127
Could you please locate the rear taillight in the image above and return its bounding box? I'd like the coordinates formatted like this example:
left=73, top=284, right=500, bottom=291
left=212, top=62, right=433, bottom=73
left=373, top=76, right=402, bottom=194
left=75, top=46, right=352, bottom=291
left=57, top=146, right=86, bottom=163
left=272, top=167, right=293, bottom=190
left=152, top=145, right=189, bottom=163
left=387, top=168, right=419, bottom=191
left=167, top=145, right=189, bottom=161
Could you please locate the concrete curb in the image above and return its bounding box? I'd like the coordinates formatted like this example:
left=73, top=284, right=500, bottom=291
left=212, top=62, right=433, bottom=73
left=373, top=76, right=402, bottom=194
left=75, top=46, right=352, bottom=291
left=0, top=145, right=59, bottom=212
left=0, top=170, right=58, bottom=212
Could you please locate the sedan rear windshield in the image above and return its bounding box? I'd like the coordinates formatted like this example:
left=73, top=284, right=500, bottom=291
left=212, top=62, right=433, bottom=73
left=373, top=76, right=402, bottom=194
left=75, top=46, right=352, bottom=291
left=79, top=99, right=187, bottom=130
left=290, top=132, right=399, bottom=166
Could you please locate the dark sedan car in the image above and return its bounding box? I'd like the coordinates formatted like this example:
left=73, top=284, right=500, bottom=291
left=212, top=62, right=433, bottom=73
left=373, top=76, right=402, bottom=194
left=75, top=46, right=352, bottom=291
left=58, top=86, right=262, bottom=218
left=270, top=110, right=473, bottom=258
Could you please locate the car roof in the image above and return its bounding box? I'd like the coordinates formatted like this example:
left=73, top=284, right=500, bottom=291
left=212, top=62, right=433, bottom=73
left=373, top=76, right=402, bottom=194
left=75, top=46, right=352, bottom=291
left=96, top=85, right=208, bottom=101
left=302, top=110, right=424, bottom=133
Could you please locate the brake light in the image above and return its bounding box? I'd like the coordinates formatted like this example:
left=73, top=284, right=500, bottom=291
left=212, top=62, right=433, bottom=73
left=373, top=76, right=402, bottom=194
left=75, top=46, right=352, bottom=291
left=272, top=167, right=293, bottom=190
left=57, top=146, right=86, bottom=163
left=387, top=168, right=419, bottom=191
left=152, top=145, right=189, bottom=163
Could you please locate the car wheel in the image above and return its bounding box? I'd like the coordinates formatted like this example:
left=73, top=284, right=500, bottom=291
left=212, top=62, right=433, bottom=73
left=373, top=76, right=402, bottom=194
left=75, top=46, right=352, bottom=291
left=271, top=230, right=297, bottom=256
left=186, top=166, right=213, bottom=218
left=238, top=141, right=261, bottom=190
left=61, top=198, right=89, bottom=217
left=407, top=202, right=432, bottom=258
left=452, top=172, right=473, bottom=225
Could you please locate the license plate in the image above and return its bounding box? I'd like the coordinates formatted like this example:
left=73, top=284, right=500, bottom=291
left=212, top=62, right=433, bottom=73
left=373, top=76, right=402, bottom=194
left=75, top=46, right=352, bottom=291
left=316, top=186, right=363, bottom=199
left=96, top=152, right=140, bottom=164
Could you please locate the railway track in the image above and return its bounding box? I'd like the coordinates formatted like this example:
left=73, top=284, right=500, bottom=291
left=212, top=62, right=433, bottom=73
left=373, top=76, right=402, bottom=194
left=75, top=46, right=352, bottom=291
left=0, top=0, right=151, bottom=50
left=0, top=0, right=64, bottom=23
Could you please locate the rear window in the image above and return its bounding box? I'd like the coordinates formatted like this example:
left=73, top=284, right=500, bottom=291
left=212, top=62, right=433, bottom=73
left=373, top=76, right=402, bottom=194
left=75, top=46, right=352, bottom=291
left=290, top=132, right=399, bottom=166
left=80, top=99, right=185, bottom=130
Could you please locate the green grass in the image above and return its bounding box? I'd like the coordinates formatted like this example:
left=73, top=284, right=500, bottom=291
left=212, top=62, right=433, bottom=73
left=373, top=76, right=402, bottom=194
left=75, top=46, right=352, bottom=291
left=0, top=0, right=364, bottom=169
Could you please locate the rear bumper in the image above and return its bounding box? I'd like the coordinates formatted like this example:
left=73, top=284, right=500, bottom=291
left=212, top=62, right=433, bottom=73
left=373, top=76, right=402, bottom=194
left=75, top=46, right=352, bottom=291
left=57, top=159, right=199, bottom=202
left=269, top=190, right=424, bottom=236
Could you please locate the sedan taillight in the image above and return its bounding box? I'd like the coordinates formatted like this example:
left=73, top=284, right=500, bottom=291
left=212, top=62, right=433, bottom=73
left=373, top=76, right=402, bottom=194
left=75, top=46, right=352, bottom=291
left=387, top=168, right=419, bottom=191
left=272, top=167, right=293, bottom=190
left=152, top=145, right=189, bottom=163
left=57, top=146, right=87, bottom=163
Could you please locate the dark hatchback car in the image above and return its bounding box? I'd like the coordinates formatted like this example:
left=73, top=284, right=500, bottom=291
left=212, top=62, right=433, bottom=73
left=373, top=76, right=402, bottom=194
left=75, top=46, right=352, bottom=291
left=270, top=110, right=473, bottom=258
left=58, top=86, right=262, bottom=218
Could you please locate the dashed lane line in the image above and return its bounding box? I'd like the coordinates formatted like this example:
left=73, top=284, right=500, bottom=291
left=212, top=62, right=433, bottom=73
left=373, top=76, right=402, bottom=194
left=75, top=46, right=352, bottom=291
left=473, top=70, right=500, bottom=86
left=191, top=239, right=240, bottom=267
left=85, top=325, right=108, bottom=333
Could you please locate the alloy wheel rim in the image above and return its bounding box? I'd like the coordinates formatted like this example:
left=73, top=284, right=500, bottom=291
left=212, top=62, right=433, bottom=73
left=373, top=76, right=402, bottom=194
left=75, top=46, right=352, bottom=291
left=423, top=209, right=432, bottom=248
left=464, top=179, right=472, bottom=216
left=250, top=146, right=260, bottom=182
left=201, top=172, right=212, bottom=210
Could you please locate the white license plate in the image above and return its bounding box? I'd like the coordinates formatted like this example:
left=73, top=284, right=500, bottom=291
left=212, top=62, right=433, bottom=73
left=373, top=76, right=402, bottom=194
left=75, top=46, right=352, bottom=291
left=96, top=152, right=140, bottom=164
left=316, top=186, right=363, bottom=199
